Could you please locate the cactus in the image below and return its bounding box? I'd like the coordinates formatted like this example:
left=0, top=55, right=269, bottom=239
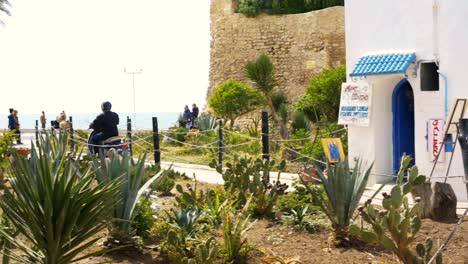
left=415, top=238, right=442, bottom=264
left=210, top=156, right=288, bottom=217
left=350, top=155, right=442, bottom=264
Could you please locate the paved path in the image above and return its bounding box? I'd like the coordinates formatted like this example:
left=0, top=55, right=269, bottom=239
left=14, top=133, right=468, bottom=215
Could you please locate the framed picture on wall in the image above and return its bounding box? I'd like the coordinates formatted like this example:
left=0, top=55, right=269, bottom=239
left=321, top=138, right=345, bottom=163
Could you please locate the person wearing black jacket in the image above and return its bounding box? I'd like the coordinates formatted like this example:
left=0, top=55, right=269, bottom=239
left=90, top=101, right=119, bottom=147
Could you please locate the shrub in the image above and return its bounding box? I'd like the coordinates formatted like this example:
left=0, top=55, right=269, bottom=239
left=292, top=112, right=311, bottom=136
left=208, top=79, right=264, bottom=129
left=0, top=129, right=15, bottom=189
left=277, top=189, right=313, bottom=213
left=271, top=92, right=288, bottom=112
left=350, top=155, right=442, bottom=264
left=156, top=175, right=175, bottom=195
left=166, top=127, right=188, bottom=145
left=295, top=65, right=346, bottom=123
left=237, top=0, right=262, bottom=17
left=236, top=0, right=344, bottom=16
left=132, top=130, right=154, bottom=155
left=132, top=198, right=156, bottom=238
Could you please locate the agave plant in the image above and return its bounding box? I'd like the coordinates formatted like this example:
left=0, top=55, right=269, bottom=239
left=167, top=208, right=203, bottom=243
left=301, top=159, right=373, bottom=240
left=0, top=133, right=122, bottom=264
left=197, top=113, right=217, bottom=131
left=222, top=196, right=256, bottom=261
left=286, top=205, right=309, bottom=225
left=92, top=151, right=165, bottom=239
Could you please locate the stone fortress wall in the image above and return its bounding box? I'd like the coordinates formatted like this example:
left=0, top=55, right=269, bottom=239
left=208, top=0, right=345, bottom=101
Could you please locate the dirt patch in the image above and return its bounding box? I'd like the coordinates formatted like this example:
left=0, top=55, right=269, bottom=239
left=81, top=216, right=468, bottom=264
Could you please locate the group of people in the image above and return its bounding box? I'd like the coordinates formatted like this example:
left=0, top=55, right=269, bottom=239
left=182, top=103, right=199, bottom=129
left=6, top=101, right=120, bottom=150
left=7, top=108, right=22, bottom=144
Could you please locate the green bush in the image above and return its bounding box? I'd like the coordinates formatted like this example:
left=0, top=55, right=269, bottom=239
left=291, top=111, right=311, bottom=133
left=271, top=92, right=288, bottom=112
left=236, top=0, right=344, bottom=16
left=208, top=79, right=264, bottom=129
left=156, top=175, right=176, bottom=195
left=164, top=127, right=188, bottom=146
left=295, top=65, right=346, bottom=123
left=132, top=198, right=156, bottom=238
left=277, top=190, right=313, bottom=213
left=132, top=130, right=154, bottom=155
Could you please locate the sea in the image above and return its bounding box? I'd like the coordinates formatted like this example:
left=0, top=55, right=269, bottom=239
left=1, top=112, right=180, bottom=130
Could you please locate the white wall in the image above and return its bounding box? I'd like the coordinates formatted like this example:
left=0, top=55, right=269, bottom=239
left=345, top=0, right=468, bottom=201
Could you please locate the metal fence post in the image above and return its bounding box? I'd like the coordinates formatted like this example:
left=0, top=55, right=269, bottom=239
left=35, top=120, right=39, bottom=145
left=69, top=116, right=74, bottom=151
left=127, top=116, right=133, bottom=156
left=152, top=117, right=160, bottom=164
left=261, top=111, right=270, bottom=161
left=218, top=120, right=223, bottom=168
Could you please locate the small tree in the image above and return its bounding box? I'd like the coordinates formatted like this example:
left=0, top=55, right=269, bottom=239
left=245, top=54, right=288, bottom=138
left=295, top=65, right=346, bottom=123
left=208, top=79, right=264, bottom=129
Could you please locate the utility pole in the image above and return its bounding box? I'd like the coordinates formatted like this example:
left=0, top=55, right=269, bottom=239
left=124, top=67, right=142, bottom=128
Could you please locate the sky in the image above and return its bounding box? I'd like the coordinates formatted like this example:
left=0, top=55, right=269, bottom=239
left=0, top=0, right=211, bottom=115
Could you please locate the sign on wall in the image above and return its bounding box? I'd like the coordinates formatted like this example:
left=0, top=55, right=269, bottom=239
left=321, top=138, right=346, bottom=163
left=428, top=119, right=445, bottom=163
left=338, top=82, right=372, bottom=126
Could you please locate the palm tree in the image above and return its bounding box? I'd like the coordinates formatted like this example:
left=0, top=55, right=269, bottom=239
left=0, top=0, right=10, bottom=15
left=0, top=0, right=11, bottom=25
left=245, top=54, right=288, bottom=139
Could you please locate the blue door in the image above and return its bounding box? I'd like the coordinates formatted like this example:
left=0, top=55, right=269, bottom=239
left=392, top=79, right=415, bottom=176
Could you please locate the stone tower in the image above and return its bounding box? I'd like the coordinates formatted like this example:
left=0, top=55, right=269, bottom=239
left=208, top=0, right=345, bottom=101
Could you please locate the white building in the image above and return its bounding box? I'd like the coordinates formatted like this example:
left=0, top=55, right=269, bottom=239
left=344, top=0, right=468, bottom=202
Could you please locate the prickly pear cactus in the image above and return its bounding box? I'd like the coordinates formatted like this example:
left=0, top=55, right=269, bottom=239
left=350, top=155, right=442, bottom=264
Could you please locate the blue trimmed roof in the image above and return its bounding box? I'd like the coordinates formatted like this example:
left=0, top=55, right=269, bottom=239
left=350, top=52, right=416, bottom=77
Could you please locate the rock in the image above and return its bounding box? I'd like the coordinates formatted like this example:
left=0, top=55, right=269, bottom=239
left=431, top=182, right=458, bottom=222
left=411, top=182, right=433, bottom=219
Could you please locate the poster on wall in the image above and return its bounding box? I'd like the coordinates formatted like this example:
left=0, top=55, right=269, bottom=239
left=338, top=82, right=372, bottom=126
left=321, top=138, right=346, bottom=163
left=428, top=119, right=445, bottom=163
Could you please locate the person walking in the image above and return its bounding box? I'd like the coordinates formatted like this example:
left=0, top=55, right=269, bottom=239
left=40, top=111, right=47, bottom=130
left=12, top=110, right=22, bottom=144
